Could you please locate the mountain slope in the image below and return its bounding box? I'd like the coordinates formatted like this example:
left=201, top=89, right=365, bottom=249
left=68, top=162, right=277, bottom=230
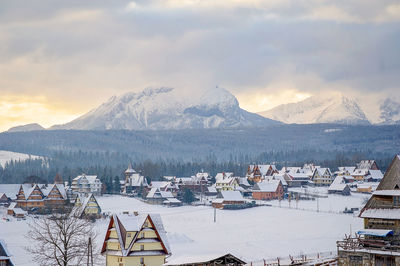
left=7, top=123, right=45, bottom=132
left=258, top=94, right=370, bottom=125
left=51, top=87, right=280, bottom=130
left=379, top=98, right=400, bottom=124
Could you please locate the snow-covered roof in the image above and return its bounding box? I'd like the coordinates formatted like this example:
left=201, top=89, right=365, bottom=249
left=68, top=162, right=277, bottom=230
left=163, top=198, right=181, bottom=203
left=357, top=229, right=393, bottom=237
left=368, top=170, right=383, bottom=180
left=314, top=168, right=331, bottom=176
left=373, top=190, right=400, bottom=196
left=254, top=180, right=281, bottom=192
left=0, top=239, right=12, bottom=258
left=219, top=191, right=244, bottom=201
left=357, top=160, right=376, bottom=170
left=353, top=169, right=369, bottom=176
left=73, top=174, right=99, bottom=184
left=7, top=202, right=16, bottom=210
left=13, top=208, right=26, bottom=215
left=146, top=188, right=173, bottom=199
left=360, top=208, right=400, bottom=219
left=207, top=186, right=217, bottom=193
left=150, top=181, right=170, bottom=189
left=237, top=177, right=250, bottom=187
left=0, top=184, right=21, bottom=199
left=273, top=175, right=288, bottom=186
left=165, top=253, right=246, bottom=265
left=328, top=176, right=348, bottom=191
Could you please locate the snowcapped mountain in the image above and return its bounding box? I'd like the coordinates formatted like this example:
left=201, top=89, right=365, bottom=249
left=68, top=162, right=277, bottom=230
left=51, top=87, right=280, bottom=130
left=7, top=123, right=45, bottom=132
left=258, top=93, right=370, bottom=125
left=378, top=98, right=400, bottom=124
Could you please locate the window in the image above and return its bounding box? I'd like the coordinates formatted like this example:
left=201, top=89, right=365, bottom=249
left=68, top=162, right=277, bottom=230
left=140, top=244, right=144, bottom=251
left=127, top=233, right=131, bottom=237
left=140, top=258, right=144, bottom=264
left=394, top=196, right=400, bottom=206
left=141, top=232, right=145, bottom=238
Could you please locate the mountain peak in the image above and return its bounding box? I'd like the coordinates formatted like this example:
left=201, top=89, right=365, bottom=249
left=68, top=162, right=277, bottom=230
left=7, top=123, right=45, bottom=132
left=50, top=87, right=279, bottom=130
left=258, top=94, right=370, bottom=125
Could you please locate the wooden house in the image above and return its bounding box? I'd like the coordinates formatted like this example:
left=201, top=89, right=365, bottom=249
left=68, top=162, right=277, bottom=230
left=16, top=184, right=45, bottom=210
left=328, top=176, right=350, bottom=196
left=246, top=164, right=278, bottom=183
left=7, top=203, right=16, bottom=216
left=44, top=183, right=68, bottom=209
left=252, top=180, right=284, bottom=200
left=337, top=155, right=400, bottom=265
left=165, top=253, right=246, bottom=265
left=101, top=213, right=171, bottom=266
left=212, top=191, right=246, bottom=209
left=73, top=193, right=102, bottom=219
left=0, top=239, right=14, bottom=266
left=311, top=168, right=333, bottom=186
left=357, top=184, right=372, bottom=194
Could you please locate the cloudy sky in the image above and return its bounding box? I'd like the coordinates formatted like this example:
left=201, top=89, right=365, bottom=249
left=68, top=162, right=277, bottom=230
left=1, top=0, right=400, bottom=130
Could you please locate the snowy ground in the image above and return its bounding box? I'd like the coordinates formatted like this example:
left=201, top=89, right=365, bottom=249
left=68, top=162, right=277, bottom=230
left=0, top=150, right=43, bottom=167
left=0, top=192, right=366, bottom=265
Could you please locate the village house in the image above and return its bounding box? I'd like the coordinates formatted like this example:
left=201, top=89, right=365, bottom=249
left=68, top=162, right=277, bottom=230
left=252, top=179, right=284, bottom=200
left=215, top=172, right=239, bottom=191
left=175, top=173, right=210, bottom=193
left=366, top=169, right=384, bottom=182
left=0, top=239, right=14, bottom=266
left=212, top=191, right=246, bottom=209
left=73, top=193, right=102, bottom=219
left=149, top=181, right=179, bottom=196
left=0, top=193, right=9, bottom=206
left=15, top=182, right=68, bottom=211
left=328, top=176, right=351, bottom=196
left=356, top=159, right=379, bottom=170
left=284, top=173, right=310, bottom=187
left=246, top=164, right=278, bottom=183
left=71, top=174, right=102, bottom=196
left=146, top=188, right=181, bottom=206
left=123, top=164, right=148, bottom=195
left=165, top=253, right=246, bottom=266
left=357, top=184, right=373, bottom=194
left=311, top=168, right=333, bottom=186
left=335, top=167, right=356, bottom=176
left=351, top=168, right=370, bottom=181
left=337, top=155, right=400, bottom=265
left=101, top=213, right=171, bottom=266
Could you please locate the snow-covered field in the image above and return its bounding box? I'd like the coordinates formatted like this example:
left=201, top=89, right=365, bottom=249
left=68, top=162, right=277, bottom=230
left=0, top=150, right=43, bottom=167
left=0, top=192, right=367, bottom=265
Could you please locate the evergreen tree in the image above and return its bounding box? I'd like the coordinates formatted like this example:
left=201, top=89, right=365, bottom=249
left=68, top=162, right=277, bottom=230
left=182, top=188, right=195, bottom=204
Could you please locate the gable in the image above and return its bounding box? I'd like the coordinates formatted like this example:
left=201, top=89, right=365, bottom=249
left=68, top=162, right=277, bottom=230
left=377, top=155, right=400, bottom=190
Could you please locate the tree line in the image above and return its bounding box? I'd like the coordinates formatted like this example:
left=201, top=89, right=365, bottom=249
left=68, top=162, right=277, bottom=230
left=0, top=149, right=394, bottom=185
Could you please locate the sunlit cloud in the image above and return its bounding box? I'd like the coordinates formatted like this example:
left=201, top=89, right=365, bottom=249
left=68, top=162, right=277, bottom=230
left=0, top=95, right=82, bottom=131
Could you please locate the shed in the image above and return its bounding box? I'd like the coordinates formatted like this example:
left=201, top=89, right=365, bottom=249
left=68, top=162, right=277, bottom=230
left=165, top=253, right=246, bottom=266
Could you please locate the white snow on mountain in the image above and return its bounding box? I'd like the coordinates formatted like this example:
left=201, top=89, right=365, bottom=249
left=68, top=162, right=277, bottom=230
left=7, top=123, right=45, bottom=132
left=51, top=87, right=280, bottom=130
left=0, top=150, right=42, bottom=167
left=258, top=93, right=370, bottom=125
left=378, top=98, right=400, bottom=124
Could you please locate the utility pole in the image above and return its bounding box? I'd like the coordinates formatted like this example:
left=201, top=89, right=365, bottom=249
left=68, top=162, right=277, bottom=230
left=87, top=237, right=93, bottom=266
left=317, top=197, right=319, bottom=213
left=214, top=207, right=216, bottom=223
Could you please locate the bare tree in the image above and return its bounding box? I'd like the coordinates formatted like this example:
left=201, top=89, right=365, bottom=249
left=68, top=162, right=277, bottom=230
left=26, top=210, right=98, bottom=266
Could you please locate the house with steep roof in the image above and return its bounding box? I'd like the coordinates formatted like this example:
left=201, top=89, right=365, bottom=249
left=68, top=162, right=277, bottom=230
left=311, top=168, right=333, bottom=186
left=328, top=176, right=350, bottom=195
left=73, top=193, right=102, bottom=219
left=0, top=239, right=14, bottom=266
left=215, top=173, right=239, bottom=191
left=356, top=160, right=379, bottom=171
left=123, top=163, right=148, bottom=195
left=146, top=188, right=180, bottom=205
left=246, top=164, right=278, bottom=183
left=337, top=155, right=400, bottom=265
left=101, top=213, right=171, bottom=266
left=252, top=179, right=284, bottom=200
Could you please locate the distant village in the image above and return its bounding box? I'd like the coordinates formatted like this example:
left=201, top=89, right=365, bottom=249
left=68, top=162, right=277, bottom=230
left=0, top=156, right=391, bottom=265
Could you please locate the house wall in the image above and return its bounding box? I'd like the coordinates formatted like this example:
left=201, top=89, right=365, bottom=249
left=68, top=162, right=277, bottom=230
left=106, top=255, right=165, bottom=266
left=338, top=250, right=400, bottom=266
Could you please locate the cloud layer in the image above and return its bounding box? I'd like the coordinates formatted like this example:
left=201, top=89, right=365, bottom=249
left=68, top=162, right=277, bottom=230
left=0, top=0, right=399, bottom=129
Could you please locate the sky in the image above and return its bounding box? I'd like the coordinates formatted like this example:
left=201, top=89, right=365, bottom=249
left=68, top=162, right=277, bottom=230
left=0, top=0, right=400, bottom=131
